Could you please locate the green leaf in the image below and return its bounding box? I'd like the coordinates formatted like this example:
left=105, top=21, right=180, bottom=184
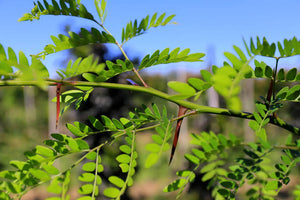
left=108, top=176, right=125, bottom=188
left=7, top=47, right=17, bottom=64
left=281, top=155, right=291, bottom=165
left=73, top=121, right=93, bottom=134
left=119, top=145, right=131, bottom=154
left=184, top=154, right=200, bottom=164
left=86, top=151, right=97, bottom=160
left=78, top=184, right=94, bottom=195
left=42, top=164, right=59, bottom=175
left=255, top=66, right=263, bottom=77
left=244, top=149, right=259, bottom=159
left=283, top=177, right=290, bottom=185
left=224, top=52, right=243, bottom=70
left=88, top=116, right=104, bottom=131
left=227, top=172, right=242, bottom=181
left=278, top=41, right=284, bottom=57
left=188, top=77, right=211, bottom=91
left=277, top=68, right=285, bottom=81
left=265, top=65, right=273, bottom=78
left=112, top=118, right=125, bottom=129
left=79, top=172, right=95, bottom=182
left=18, top=51, right=29, bottom=67
left=286, top=68, right=297, bottom=81
left=276, top=87, right=288, bottom=100
left=29, top=169, right=50, bottom=181
left=192, top=149, right=206, bottom=160
left=119, top=163, right=129, bottom=173
left=168, top=81, right=196, bottom=95
left=60, top=55, right=105, bottom=79
left=200, top=162, right=218, bottom=173
left=47, top=178, right=62, bottom=194
left=286, top=85, right=300, bottom=100
left=145, top=153, right=159, bottom=168
left=138, top=48, right=204, bottom=70
left=76, top=139, right=90, bottom=150
left=95, top=164, right=103, bottom=174
left=35, top=145, right=55, bottom=157
left=220, top=181, right=236, bottom=189
left=201, top=170, right=216, bottom=182
left=19, top=1, right=95, bottom=21
left=9, top=160, right=28, bottom=170
left=163, top=179, right=187, bottom=192
left=82, top=162, right=96, bottom=172
left=233, top=45, right=247, bottom=62
left=145, top=143, right=160, bottom=153
left=116, top=154, right=131, bottom=163
left=200, top=70, right=213, bottom=82
left=103, top=187, right=120, bottom=198
left=41, top=29, right=115, bottom=58
left=66, top=123, right=86, bottom=137
left=122, top=13, right=176, bottom=43
left=101, top=115, right=117, bottom=130
left=249, top=120, right=260, bottom=131
left=256, top=128, right=267, bottom=141
left=95, top=0, right=107, bottom=23
left=59, top=90, right=83, bottom=103
left=265, top=180, right=282, bottom=190
left=217, top=188, right=230, bottom=197
left=151, top=135, right=163, bottom=145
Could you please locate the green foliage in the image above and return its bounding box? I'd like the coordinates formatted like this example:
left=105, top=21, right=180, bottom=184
left=164, top=131, right=239, bottom=199
left=244, top=36, right=300, bottom=58
left=0, top=44, right=49, bottom=88
left=104, top=130, right=137, bottom=199
left=168, top=81, right=197, bottom=100
left=38, top=28, right=116, bottom=58
left=139, top=48, right=205, bottom=70
left=121, top=13, right=176, bottom=44
left=211, top=45, right=253, bottom=112
left=58, top=55, right=105, bottom=79
left=82, top=59, right=134, bottom=82
left=52, top=87, right=94, bottom=116
left=18, top=0, right=94, bottom=22
left=144, top=106, right=172, bottom=168
left=2, top=1, right=300, bottom=200
left=94, top=0, right=107, bottom=24
left=249, top=99, right=282, bottom=144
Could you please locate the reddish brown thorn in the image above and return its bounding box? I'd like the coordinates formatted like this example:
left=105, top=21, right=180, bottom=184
left=169, top=105, right=188, bottom=165
left=56, top=83, right=63, bottom=129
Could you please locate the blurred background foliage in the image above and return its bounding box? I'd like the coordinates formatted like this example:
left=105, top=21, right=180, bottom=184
left=1, top=29, right=300, bottom=199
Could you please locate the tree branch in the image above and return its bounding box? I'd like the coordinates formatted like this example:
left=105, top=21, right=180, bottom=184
left=0, top=79, right=299, bottom=135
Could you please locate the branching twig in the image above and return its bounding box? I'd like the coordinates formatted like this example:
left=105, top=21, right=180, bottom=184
left=0, top=80, right=299, bottom=135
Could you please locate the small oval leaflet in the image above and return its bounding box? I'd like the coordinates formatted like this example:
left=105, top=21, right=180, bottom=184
left=108, top=176, right=125, bottom=188
left=103, top=187, right=120, bottom=198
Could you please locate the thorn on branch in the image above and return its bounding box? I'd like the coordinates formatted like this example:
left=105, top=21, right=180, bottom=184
left=55, top=83, right=63, bottom=129
left=169, top=105, right=188, bottom=165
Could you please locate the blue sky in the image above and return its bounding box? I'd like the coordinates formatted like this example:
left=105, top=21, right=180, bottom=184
left=1, top=0, right=300, bottom=76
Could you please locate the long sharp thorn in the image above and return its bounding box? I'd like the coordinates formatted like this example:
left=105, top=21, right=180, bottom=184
left=169, top=105, right=188, bottom=165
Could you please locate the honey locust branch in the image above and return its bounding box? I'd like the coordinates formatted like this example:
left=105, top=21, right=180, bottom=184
left=0, top=79, right=298, bottom=135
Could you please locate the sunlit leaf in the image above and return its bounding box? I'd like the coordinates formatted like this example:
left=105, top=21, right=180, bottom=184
left=108, top=176, right=125, bottom=188
left=103, top=187, right=120, bottom=198
left=168, top=81, right=196, bottom=95
left=163, top=179, right=187, bottom=192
